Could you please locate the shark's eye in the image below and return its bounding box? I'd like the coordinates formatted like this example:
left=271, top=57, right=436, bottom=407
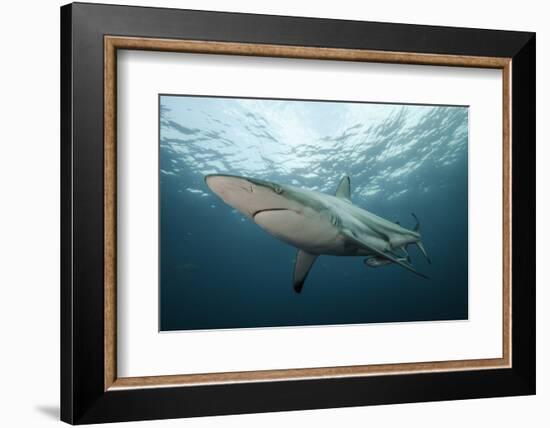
left=273, top=186, right=283, bottom=194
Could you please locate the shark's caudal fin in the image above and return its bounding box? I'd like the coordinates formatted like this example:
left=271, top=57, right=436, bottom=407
left=293, top=250, right=318, bottom=293
left=411, top=213, right=431, bottom=264
left=416, top=241, right=431, bottom=264
left=411, top=212, right=421, bottom=232
left=335, top=176, right=351, bottom=202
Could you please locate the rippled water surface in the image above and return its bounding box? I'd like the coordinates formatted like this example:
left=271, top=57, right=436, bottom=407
left=160, top=95, right=468, bottom=331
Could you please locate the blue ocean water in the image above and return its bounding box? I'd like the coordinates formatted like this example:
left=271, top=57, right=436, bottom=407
left=159, top=95, right=468, bottom=331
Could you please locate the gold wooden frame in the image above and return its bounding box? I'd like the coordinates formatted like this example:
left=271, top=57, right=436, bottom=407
left=104, top=36, right=512, bottom=391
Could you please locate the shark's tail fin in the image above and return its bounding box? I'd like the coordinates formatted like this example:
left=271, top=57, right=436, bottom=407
left=416, top=241, right=431, bottom=264
left=411, top=212, right=421, bottom=232
left=411, top=213, right=431, bottom=264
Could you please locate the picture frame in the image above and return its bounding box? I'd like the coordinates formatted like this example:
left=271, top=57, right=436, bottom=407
left=60, top=2, right=535, bottom=424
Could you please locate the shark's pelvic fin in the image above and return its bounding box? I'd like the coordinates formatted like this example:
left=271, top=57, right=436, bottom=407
left=293, top=250, right=318, bottom=293
left=343, top=230, right=429, bottom=279
left=335, top=176, right=351, bottom=202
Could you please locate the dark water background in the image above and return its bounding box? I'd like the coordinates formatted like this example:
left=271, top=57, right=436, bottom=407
left=159, top=95, right=468, bottom=331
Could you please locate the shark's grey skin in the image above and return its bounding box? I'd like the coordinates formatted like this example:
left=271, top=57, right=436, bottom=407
left=205, top=174, right=430, bottom=293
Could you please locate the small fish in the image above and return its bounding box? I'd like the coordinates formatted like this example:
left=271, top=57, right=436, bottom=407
left=364, top=255, right=409, bottom=268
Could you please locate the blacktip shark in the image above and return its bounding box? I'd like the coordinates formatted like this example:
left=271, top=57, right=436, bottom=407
left=205, top=174, right=430, bottom=293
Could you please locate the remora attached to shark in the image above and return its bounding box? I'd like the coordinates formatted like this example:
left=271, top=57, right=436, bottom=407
left=205, top=174, right=430, bottom=293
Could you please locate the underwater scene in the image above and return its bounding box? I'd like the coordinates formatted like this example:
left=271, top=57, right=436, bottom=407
left=159, top=95, right=468, bottom=331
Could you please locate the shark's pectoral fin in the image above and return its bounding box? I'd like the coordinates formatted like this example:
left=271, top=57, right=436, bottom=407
left=293, top=250, right=318, bottom=293
left=335, top=176, right=351, bottom=202
left=343, top=230, right=429, bottom=279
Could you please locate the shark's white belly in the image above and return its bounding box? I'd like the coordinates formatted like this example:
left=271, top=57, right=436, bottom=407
left=253, top=209, right=364, bottom=256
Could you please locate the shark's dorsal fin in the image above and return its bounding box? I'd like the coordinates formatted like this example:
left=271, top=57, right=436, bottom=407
left=293, top=250, right=318, bottom=293
left=335, top=176, right=351, bottom=202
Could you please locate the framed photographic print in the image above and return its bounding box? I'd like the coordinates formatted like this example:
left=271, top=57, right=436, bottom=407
left=60, top=2, right=536, bottom=424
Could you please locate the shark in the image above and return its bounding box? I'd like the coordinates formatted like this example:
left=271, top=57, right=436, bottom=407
left=205, top=174, right=430, bottom=293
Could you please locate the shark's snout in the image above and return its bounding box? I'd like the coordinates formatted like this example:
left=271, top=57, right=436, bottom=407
left=205, top=175, right=254, bottom=197
left=205, top=174, right=292, bottom=218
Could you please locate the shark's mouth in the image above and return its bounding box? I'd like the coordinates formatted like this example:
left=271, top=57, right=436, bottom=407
left=205, top=175, right=296, bottom=219
left=252, top=208, right=291, bottom=219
